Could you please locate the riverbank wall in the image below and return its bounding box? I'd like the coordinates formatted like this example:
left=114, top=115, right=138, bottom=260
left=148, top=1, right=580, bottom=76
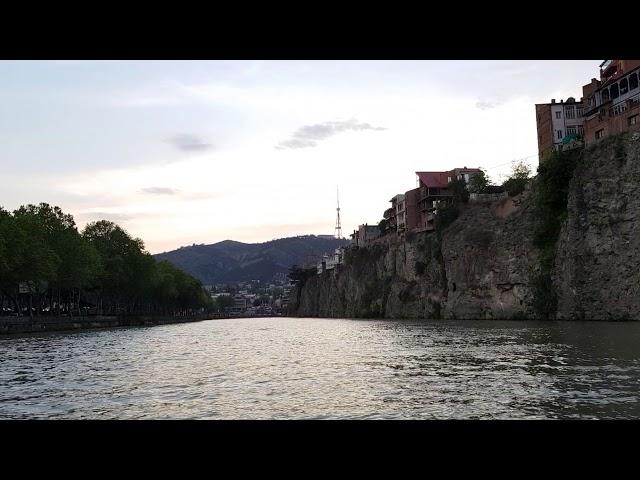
left=0, top=313, right=225, bottom=335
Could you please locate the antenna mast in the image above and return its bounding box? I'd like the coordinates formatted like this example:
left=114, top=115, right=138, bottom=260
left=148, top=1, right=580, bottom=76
left=334, top=186, right=342, bottom=239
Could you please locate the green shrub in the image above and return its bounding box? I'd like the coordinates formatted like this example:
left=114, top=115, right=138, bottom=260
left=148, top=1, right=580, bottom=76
left=503, top=177, right=527, bottom=197
left=532, top=149, right=580, bottom=250
left=449, top=178, right=470, bottom=203
left=435, top=204, right=459, bottom=230
left=468, top=169, right=489, bottom=194
left=502, top=160, right=531, bottom=197
left=530, top=148, right=581, bottom=319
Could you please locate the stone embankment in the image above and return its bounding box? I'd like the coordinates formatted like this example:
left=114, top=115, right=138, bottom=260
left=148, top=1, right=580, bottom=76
left=0, top=313, right=224, bottom=335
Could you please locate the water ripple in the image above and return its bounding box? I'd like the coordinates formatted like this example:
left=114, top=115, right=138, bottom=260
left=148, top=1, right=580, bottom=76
left=1, top=318, right=640, bottom=419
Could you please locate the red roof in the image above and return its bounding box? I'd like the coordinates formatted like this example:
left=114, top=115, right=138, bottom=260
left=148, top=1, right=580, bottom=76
left=416, top=171, right=449, bottom=189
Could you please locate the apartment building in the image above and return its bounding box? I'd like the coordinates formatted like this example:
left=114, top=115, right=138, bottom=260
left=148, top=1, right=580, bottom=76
left=581, top=60, right=640, bottom=144
left=535, top=60, right=640, bottom=161
left=403, top=187, right=420, bottom=232
left=350, top=224, right=381, bottom=247
left=535, top=97, right=585, bottom=162
left=390, top=194, right=405, bottom=232
left=415, top=168, right=481, bottom=231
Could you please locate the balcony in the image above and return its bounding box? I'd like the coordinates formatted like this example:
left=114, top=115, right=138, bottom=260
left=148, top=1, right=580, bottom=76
left=601, top=60, right=617, bottom=79
left=601, top=60, right=613, bottom=71
left=419, top=193, right=452, bottom=205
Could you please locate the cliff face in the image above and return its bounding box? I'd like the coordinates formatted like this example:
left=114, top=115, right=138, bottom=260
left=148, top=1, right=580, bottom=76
left=554, top=134, right=640, bottom=320
left=440, top=193, right=538, bottom=319
left=293, top=193, right=539, bottom=320
left=291, top=133, right=640, bottom=320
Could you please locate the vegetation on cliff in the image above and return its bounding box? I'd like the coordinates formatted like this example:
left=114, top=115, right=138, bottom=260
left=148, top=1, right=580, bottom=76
left=502, top=160, right=532, bottom=197
left=0, top=203, right=211, bottom=317
left=530, top=148, right=580, bottom=318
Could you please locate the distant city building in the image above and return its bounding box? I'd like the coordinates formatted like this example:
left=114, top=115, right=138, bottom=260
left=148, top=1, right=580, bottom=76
left=231, top=294, right=248, bottom=314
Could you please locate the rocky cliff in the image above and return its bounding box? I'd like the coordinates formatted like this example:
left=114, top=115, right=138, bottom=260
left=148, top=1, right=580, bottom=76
left=291, top=132, right=640, bottom=320
left=554, top=133, right=640, bottom=320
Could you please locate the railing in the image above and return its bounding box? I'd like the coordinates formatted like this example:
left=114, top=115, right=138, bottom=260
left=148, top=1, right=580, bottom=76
left=608, top=92, right=640, bottom=117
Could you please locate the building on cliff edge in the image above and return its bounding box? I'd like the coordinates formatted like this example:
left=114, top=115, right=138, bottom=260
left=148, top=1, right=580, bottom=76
left=415, top=168, right=482, bottom=231
left=535, top=60, right=640, bottom=163
left=316, top=248, right=345, bottom=274
left=350, top=224, right=381, bottom=247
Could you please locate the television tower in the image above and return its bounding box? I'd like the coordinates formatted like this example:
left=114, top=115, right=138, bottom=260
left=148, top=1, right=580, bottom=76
left=334, top=186, right=342, bottom=239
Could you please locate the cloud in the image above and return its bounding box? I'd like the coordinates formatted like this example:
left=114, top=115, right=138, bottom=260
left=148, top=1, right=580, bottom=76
left=167, top=134, right=214, bottom=152
left=139, top=188, right=224, bottom=200
left=76, top=212, right=135, bottom=223
left=182, top=192, right=222, bottom=200
left=276, top=118, right=386, bottom=150
left=140, top=187, right=179, bottom=195
left=475, top=99, right=504, bottom=110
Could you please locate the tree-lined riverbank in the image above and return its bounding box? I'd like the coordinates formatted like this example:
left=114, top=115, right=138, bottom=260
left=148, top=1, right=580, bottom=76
left=0, top=203, right=211, bottom=318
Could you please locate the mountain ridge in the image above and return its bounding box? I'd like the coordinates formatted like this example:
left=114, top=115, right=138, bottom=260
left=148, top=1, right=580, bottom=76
left=154, top=234, right=349, bottom=285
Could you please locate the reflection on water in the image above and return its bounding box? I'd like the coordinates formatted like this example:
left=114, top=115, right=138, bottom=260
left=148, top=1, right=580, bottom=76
left=1, top=317, right=639, bottom=419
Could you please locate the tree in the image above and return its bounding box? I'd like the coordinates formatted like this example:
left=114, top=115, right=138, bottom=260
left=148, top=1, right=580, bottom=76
left=502, top=160, right=531, bottom=197
left=1, top=205, right=211, bottom=317
left=468, top=170, right=489, bottom=194
left=378, top=219, right=387, bottom=234
left=215, top=295, right=234, bottom=312
left=448, top=177, right=469, bottom=204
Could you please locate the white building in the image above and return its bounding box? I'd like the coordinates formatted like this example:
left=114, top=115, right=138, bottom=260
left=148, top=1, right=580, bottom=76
left=317, top=248, right=345, bottom=274
left=231, top=294, right=248, bottom=314
left=551, top=98, right=584, bottom=143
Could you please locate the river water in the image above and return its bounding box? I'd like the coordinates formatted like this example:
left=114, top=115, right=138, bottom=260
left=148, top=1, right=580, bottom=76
left=1, top=317, right=639, bottom=419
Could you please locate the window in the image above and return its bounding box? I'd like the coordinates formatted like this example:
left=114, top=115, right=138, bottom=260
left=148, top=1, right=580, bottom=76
left=557, top=129, right=563, bottom=139
left=576, top=106, right=583, bottom=117
left=567, top=126, right=576, bottom=135
left=629, top=115, right=639, bottom=126
left=578, top=125, right=584, bottom=136
left=555, top=111, right=562, bottom=119
left=602, top=89, right=610, bottom=102
left=595, top=129, right=604, bottom=139
left=613, top=103, right=628, bottom=115
left=611, top=83, right=619, bottom=99
left=630, top=73, right=639, bottom=91
left=620, top=78, right=629, bottom=95
left=565, top=106, right=575, bottom=119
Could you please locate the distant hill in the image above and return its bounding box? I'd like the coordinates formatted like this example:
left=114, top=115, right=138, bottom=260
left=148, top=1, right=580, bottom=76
left=153, top=235, right=349, bottom=284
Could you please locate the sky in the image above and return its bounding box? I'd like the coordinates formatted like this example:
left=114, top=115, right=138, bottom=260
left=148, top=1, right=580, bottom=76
left=0, top=60, right=599, bottom=253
